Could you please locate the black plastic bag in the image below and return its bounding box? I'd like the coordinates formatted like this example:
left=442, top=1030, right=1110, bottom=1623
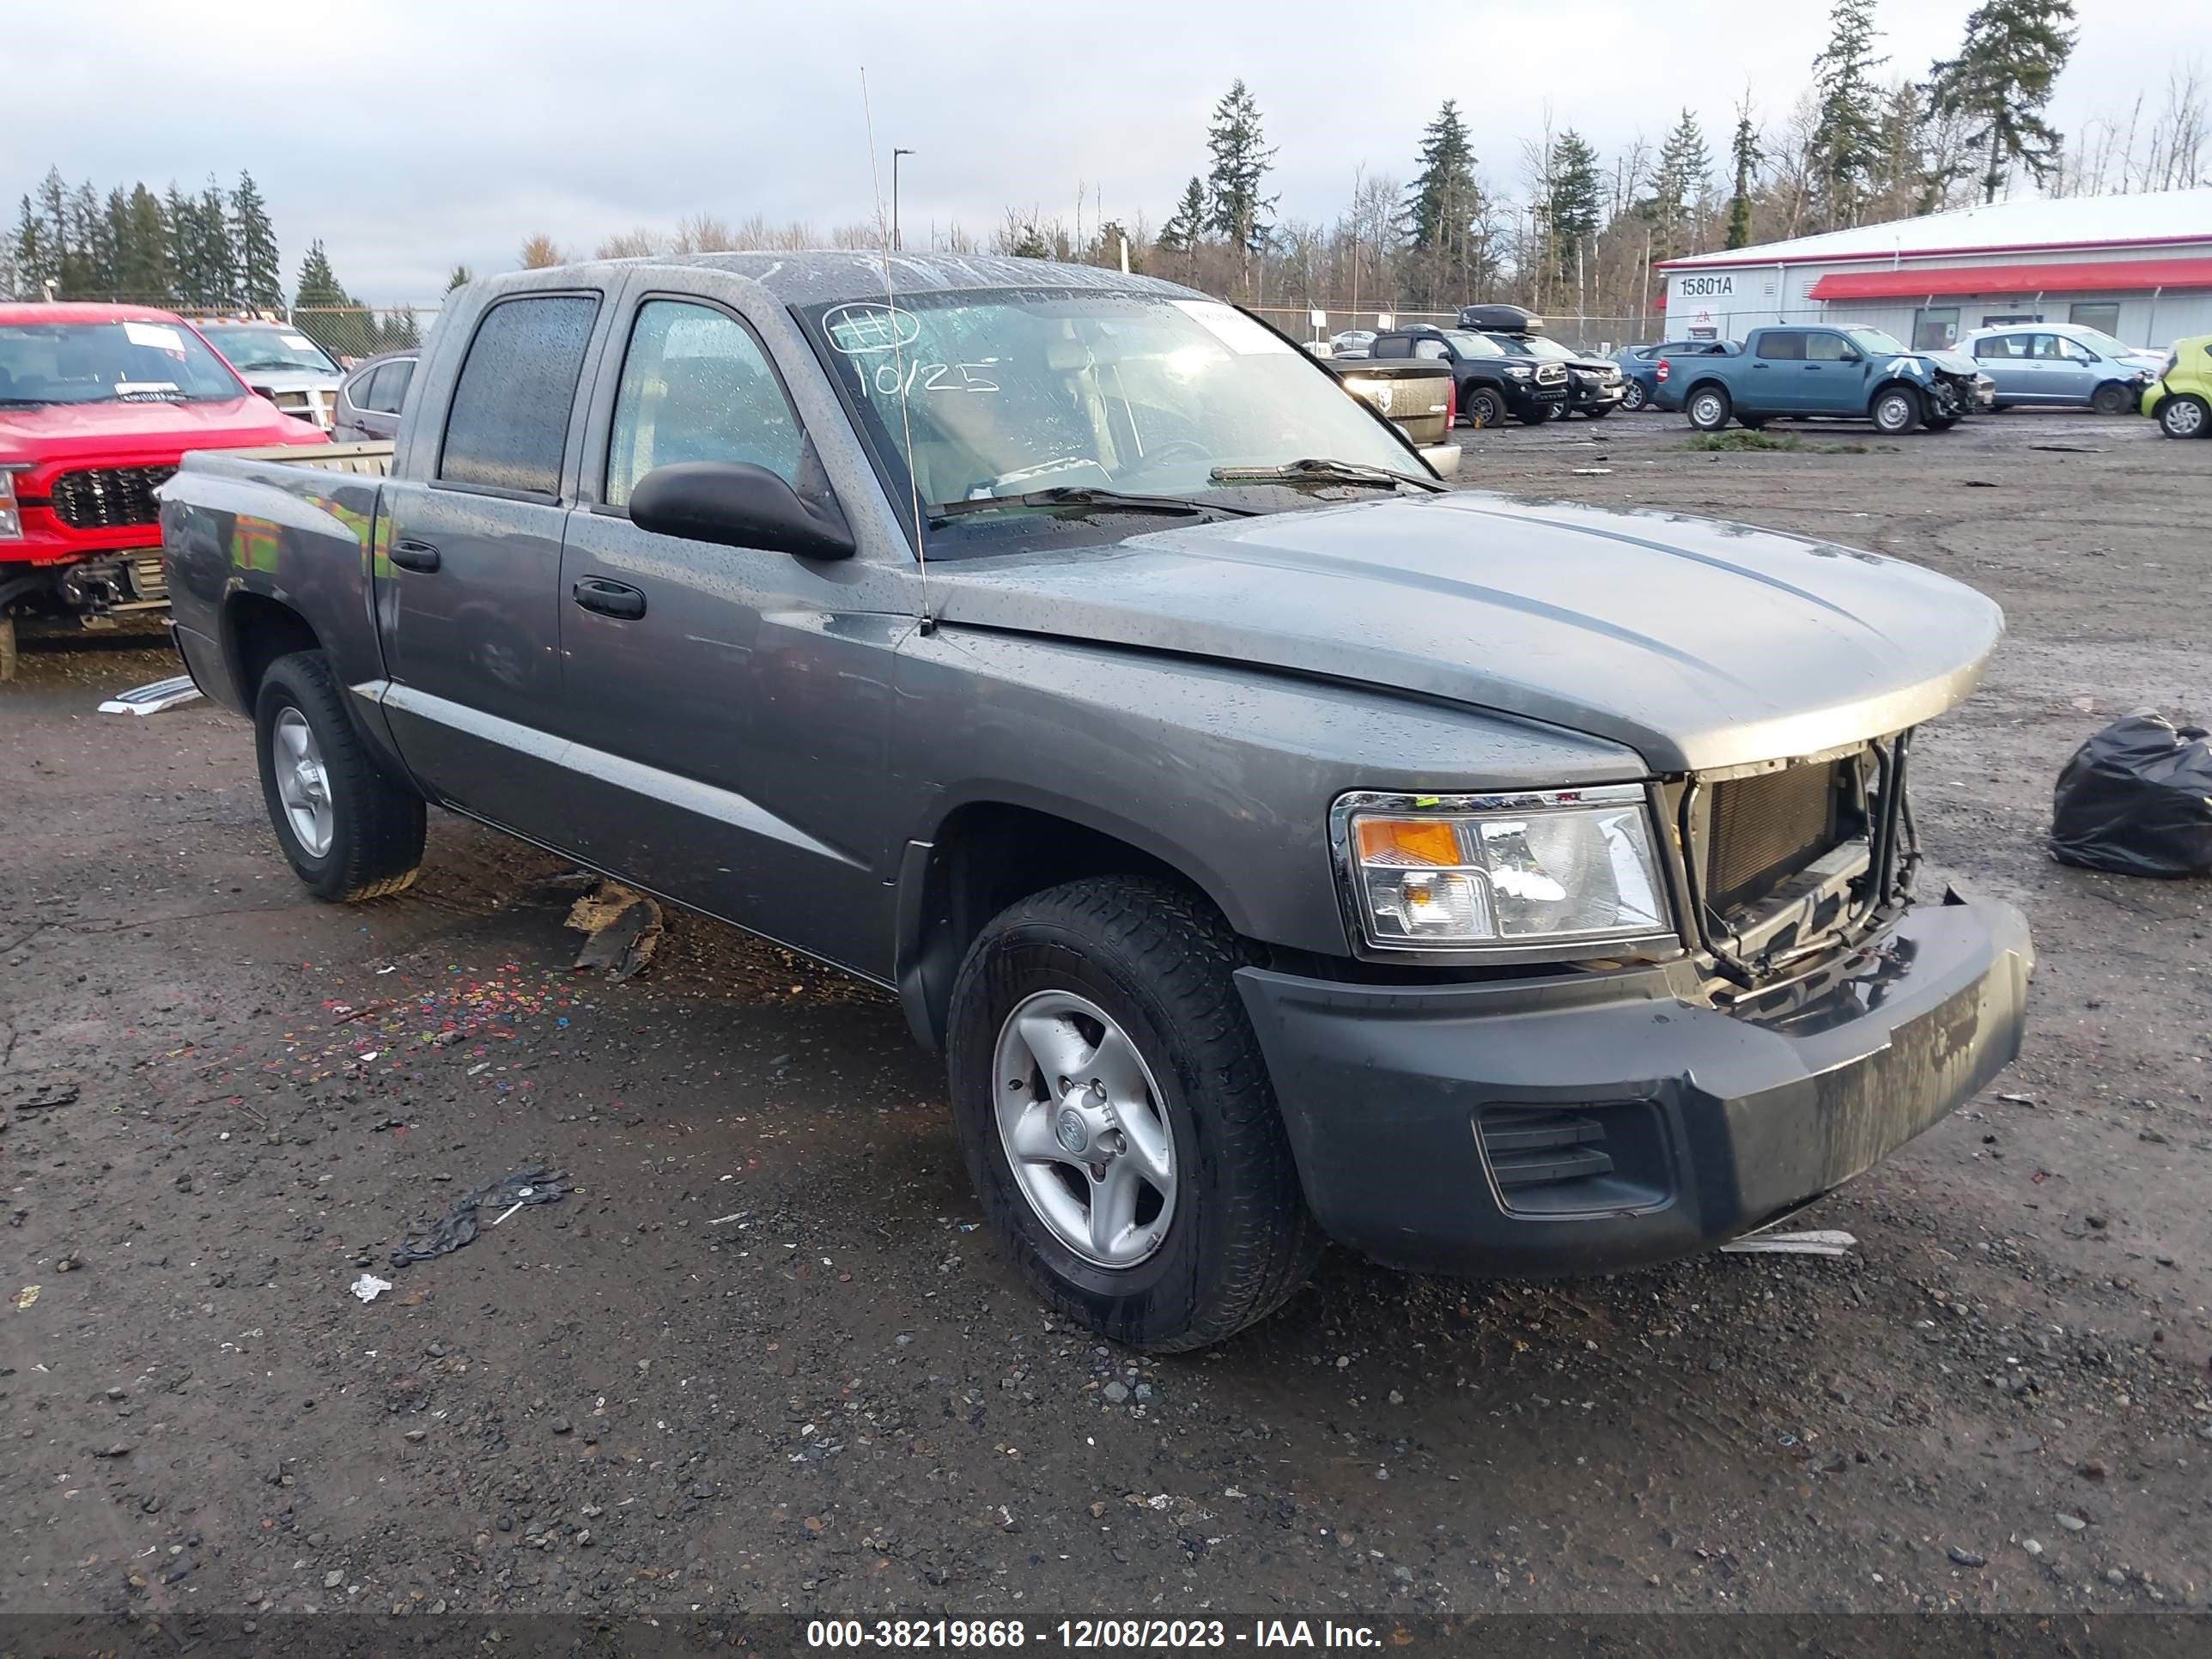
left=2051, top=712, right=2212, bottom=878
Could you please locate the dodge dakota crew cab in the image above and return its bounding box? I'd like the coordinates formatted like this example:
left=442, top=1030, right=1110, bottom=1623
left=160, top=255, right=2033, bottom=1351
left=1654, top=324, right=1996, bottom=435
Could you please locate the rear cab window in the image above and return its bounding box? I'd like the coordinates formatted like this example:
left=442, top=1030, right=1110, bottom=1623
left=438, top=295, right=600, bottom=497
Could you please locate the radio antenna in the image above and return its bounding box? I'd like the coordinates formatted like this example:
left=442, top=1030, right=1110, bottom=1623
left=860, top=67, right=933, bottom=634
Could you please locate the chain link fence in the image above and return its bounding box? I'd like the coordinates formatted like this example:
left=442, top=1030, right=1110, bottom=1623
left=283, top=305, right=443, bottom=365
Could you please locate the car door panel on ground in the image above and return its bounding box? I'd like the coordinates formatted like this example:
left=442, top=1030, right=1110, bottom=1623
left=374, top=290, right=610, bottom=830
left=556, top=292, right=902, bottom=977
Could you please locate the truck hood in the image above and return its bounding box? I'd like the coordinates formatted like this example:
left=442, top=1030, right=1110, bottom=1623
left=1917, top=349, right=1983, bottom=378
left=926, top=492, right=2004, bottom=774
left=0, top=397, right=326, bottom=475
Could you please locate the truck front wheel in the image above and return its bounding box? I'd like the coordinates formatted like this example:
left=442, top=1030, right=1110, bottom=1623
left=1872, top=386, right=1923, bottom=434
left=1686, top=385, right=1731, bottom=430
left=945, top=877, right=1321, bottom=1352
left=1463, top=386, right=1506, bottom=428
left=254, top=650, right=426, bottom=902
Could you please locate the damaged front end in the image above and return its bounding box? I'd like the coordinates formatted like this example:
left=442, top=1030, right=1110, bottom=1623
left=1929, top=368, right=1996, bottom=419
left=1666, top=731, right=1921, bottom=1003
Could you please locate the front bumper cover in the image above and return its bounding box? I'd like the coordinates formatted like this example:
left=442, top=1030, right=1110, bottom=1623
left=1236, top=894, right=2032, bottom=1277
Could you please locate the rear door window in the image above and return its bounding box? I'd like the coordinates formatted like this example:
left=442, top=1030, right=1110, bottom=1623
left=438, top=296, right=600, bottom=496
left=1756, top=331, right=1805, bottom=361
left=1370, top=336, right=1411, bottom=360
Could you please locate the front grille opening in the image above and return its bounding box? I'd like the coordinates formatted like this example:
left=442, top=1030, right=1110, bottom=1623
left=51, top=465, right=175, bottom=531
left=1477, top=1103, right=1673, bottom=1218
left=1704, top=761, right=1849, bottom=917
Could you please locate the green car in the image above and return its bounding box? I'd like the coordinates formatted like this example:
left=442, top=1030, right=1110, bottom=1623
left=2143, top=335, right=2212, bottom=438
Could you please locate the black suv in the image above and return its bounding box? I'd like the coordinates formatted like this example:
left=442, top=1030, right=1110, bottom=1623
left=1367, top=325, right=1568, bottom=427
left=1461, top=304, right=1626, bottom=420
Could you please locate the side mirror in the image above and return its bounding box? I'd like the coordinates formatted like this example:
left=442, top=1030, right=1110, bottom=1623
left=629, top=461, right=856, bottom=560
left=1838, top=349, right=1863, bottom=364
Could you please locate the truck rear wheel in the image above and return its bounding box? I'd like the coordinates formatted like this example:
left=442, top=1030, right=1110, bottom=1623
left=1872, top=386, right=1923, bottom=434
left=945, top=877, right=1321, bottom=1352
left=254, top=650, right=426, bottom=902
left=1686, top=385, right=1731, bottom=431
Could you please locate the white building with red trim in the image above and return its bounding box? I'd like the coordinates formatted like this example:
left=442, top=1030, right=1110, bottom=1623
left=1654, top=186, right=2212, bottom=352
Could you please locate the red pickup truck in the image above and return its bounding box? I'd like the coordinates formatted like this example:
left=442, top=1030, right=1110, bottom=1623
left=0, top=302, right=328, bottom=679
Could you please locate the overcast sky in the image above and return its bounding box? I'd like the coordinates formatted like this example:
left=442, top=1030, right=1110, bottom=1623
left=8, top=0, right=2193, bottom=302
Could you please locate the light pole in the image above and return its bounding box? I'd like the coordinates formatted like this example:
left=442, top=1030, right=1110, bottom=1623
left=891, top=149, right=915, bottom=252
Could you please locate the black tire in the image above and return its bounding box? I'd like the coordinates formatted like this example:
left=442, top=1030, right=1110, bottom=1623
left=254, top=650, right=426, bottom=902
left=1924, top=413, right=1959, bottom=431
left=1515, top=405, right=1553, bottom=426
left=2156, top=394, right=2208, bottom=440
left=1685, top=383, right=1731, bottom=431
left=946, top=877, right=1322, bottom=1352
left=1583, top=403, right=1613, bottom=419
left=0, top=614, right=15, bottom=684
left=1739, top=417, right=1767, bottom=431
left=2089, top=380, right=2133, bottom=417
left=1871, top=385, right=1923, bottom=435
left=1464, top=386, right=1507, bottom=428
left=1620, top=380, right=1649, bottom=412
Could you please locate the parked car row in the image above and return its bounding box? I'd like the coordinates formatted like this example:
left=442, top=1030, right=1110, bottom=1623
left=1323, top=306, right=1625, bottom=428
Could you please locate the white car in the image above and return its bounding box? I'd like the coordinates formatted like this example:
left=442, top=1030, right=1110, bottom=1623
left=195, top=319, right=345, bottom=429
left=1328, top=330, right=1376, bottom=359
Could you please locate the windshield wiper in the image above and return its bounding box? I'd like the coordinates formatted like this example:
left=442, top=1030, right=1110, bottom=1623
left=234, top=359, right=322, bottom=372
left=928, top=486, right=1261, bottom=526
left=1209, top=459, right=1445, bottom=492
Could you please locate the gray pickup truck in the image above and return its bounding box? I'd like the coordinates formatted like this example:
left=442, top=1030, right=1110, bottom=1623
left=159, top=254, right=2033, bottom=1351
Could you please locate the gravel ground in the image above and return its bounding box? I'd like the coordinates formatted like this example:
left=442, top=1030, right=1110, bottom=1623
left=3, top=408, right=2208, bottom=1628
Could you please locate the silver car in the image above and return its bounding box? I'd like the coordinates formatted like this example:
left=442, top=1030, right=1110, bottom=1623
left=1961, top=323, right=2159, bottom=415
left=331, top=349, right=417, bottom=442
left=195, top=319, right=345, bottom=430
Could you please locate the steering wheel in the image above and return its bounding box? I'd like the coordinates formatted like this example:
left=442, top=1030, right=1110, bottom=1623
left=1119, top=438, right=1212, bottom=482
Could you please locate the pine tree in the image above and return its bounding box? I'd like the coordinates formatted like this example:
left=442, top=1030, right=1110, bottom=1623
left=445, top=264, right=475, bottom=293
left=118, top=185, right=173, bottom=303
left=1545, top=129, right=1603, bottom=295
left=1646, top=109, right=1712, bottom=258
left=295, top=240, right=347, bottom=308
left=1929, top=0, right=2078, bottom=201
left=1203, top=80, right=1278, bottom=260
left=1156, top=178, right=1208, bottom=252
left=1403, top=100, right=1481, bottom=301
left=231, top=171, right=282, bottom=307
left=63, top=181, right=114, bottom=297
left=1726, top=102, right=1763, bottom=250
left=164, top=183, right=202, bottom=306
left=1808, top=0, right=1887, bottom=231
left=13, top=195, right=52, bottom=297
left=198, top=176, right=238, bottom=305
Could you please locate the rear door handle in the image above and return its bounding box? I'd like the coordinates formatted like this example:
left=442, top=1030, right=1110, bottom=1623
left=572, top=577, right=647, bottom=621
left=389, top=538, right=441, bottom=573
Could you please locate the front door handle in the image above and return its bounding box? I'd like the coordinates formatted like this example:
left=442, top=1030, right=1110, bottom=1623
left=389, top=538, right=441, bottom=573
left=572, top=577, right=647, bottom=621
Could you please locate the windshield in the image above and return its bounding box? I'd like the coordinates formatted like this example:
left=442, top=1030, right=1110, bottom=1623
left=1845, top=326, right=1910, bottom=355
left=1441, top=331, right=1503, bottom=358
left=1512, top=336, right=1579, bottom=362
left=802, top=289, right=1426, bottom=516
left=198, top=324, right=339, bottom=374
left=2069, top=327, right=2139, bottom=358
left=0, top=319, right=245, bottom=405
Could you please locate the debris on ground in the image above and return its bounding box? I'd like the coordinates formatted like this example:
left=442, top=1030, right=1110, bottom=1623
left=1718, top=1229, right=1857, bottom=1258
left=2050, top=710, right=2212, bottom=878
left=13, top=1285, right=40, bottom=1311
left=350, top=1273, right=393, bottom=1304
left=3, top=1077, right=78, bottom=1113
left=96, top=674, right=204, bottom=715
left=390, top=1164, right=567, bottom=1269
left=565, top=882, right=663, bottom=980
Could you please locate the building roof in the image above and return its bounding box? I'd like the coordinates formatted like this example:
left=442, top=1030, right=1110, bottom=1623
left=1808, top=256, right=2212, bottom=300
left=1656, top=186, right=2212, bottom=271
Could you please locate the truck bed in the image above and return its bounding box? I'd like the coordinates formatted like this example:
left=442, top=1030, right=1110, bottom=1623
left=204, top=441, right=394, bottom=476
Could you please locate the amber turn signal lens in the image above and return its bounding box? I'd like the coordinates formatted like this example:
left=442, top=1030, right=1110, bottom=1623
left=1354, top=817, right=1461, bottom=866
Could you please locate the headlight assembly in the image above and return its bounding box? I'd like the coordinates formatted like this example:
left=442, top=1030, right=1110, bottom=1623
left=1334, top=787, right=1674, bottom=959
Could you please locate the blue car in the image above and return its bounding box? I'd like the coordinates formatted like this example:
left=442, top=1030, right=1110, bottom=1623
left=1613, top=339, right=1735, bottom=411
left=1960, top=324, right=2160, bottom=416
